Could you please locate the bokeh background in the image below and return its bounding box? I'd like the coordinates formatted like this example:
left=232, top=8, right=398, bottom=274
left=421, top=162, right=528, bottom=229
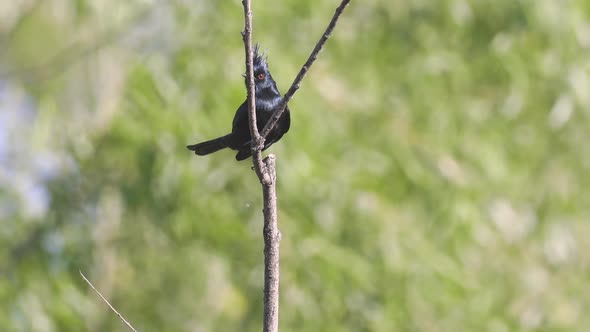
left=2, top=0, right=590, bottom=331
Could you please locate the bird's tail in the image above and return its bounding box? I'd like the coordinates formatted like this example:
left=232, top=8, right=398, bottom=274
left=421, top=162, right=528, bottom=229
left=187, top=135, right=229, bottom=156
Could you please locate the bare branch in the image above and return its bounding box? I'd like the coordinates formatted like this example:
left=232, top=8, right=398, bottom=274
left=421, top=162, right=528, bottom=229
left=260, top=0, right=351, bottom=139
left=80, top=271, right=139, bottom=332
left=261, top=154, right=280, bottom=332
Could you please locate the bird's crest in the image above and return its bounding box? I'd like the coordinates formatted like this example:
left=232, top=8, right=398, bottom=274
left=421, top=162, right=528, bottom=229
left=253, top=43, right=269, bottom=72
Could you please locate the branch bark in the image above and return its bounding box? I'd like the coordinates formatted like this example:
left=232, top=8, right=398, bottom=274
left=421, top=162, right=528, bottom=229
left=261, top=154, right=279, bottom=332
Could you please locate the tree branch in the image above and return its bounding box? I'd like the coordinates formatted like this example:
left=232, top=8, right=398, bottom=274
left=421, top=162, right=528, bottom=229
left=260, top=0, right=351, bottom=139
left=80, top=271, right=138, bottom=332
left=241, top=1, right=350, bottom=332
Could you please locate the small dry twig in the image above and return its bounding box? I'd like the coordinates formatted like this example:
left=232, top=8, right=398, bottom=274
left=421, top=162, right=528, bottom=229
left=242, top=0, right=269, bottom=184
left=80, top=271, right=138, bottom=332
left=260, top=0, right=351, bottom=139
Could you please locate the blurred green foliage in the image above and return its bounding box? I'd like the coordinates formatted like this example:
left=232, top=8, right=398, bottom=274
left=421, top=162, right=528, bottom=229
left=1, top=0, right=590, bottom=331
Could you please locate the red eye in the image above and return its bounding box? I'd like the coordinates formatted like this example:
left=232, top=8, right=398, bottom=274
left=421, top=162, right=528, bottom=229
left=257, top=73, right=265, bottom=80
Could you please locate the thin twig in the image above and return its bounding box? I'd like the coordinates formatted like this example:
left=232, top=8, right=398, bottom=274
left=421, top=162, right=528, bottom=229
left=241, top=0, right=269, bottom=184
left=260, top=0, right=351, bottom=139
left=80, top=271, right=139, bottom=332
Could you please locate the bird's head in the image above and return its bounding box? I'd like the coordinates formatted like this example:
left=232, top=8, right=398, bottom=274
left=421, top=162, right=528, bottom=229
left=243, top=44, right=278, bottom=95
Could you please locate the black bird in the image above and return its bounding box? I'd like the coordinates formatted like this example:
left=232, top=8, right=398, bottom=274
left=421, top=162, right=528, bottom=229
left=187, top=45, right=291, bottom=161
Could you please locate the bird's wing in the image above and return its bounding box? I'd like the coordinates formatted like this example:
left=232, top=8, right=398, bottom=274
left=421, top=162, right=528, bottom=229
left=232, top=101, right=249, bottom=131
